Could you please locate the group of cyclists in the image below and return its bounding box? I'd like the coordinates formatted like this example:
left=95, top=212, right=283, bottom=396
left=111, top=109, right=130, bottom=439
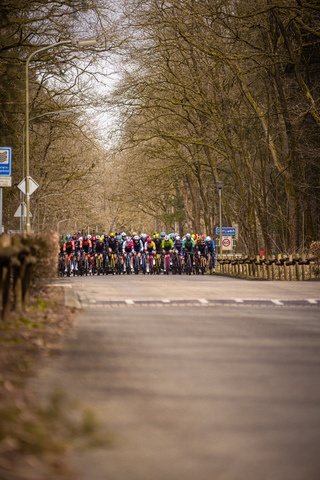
left=59, top=231, right=216, bottom=276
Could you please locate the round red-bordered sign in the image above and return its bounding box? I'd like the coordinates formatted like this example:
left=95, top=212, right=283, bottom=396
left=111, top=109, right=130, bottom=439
left=222, top=238, right=231, bottom=247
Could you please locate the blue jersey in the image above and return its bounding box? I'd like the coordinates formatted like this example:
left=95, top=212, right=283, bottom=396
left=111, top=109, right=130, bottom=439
left=206, top=240, right=215, bottom=253
left=174, top=240, right=183, bottom=255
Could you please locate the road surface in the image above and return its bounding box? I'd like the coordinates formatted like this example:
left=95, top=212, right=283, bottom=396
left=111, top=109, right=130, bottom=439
left=38, top=275, right=320, bottom=480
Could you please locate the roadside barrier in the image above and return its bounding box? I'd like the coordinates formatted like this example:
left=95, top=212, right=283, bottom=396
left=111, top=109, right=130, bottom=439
left=0, top=233, right=58, bottom=322
left=217, top=254, right=317, bottom=281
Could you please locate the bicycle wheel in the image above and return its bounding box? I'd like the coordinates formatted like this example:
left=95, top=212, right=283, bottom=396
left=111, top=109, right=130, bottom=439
left=165, top=254, right=170, bottom=275
left=142, top=256, right=147, bottom=274
left=126, top=256, right=131, bottom=275
left=134, top=255, right=139, bottom=274
left=201, top=257, right=205, bottom=275
left=195, top=257, right=200, bottom=275
left=187, top=255, right=192, bottom=275
left=155, top=255, right=161, bottom=274
left=110, top=255, right=115, bottom=275
left=178, top=256, right=182, bottom=275
left=149, top=256, right=154, bottom=274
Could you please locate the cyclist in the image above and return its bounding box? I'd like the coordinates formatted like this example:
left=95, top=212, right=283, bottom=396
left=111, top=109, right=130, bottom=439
left=205, top=236, right=216, bottom=272
left=63, top=234, right=75, bottom=272
left=162, top=234, right=174, bottom=253
left=94, top=236, right=105, bottom=273
left=132, top=235, right=143, bottom=269
left=81, top=235, right=92, bottom=271
left=145, top=237, right=156, bottom=273
left=116, top=235, right=124, bottom=271
left=195, top=235, right=207, bottom=269
left=108, top=233, right=119, bottom=265
left=182, top=233, right=195, bottom=271
left=162, top=235, right=174, bottom=271
left=174, top=235, right=184, bottom=261
left=74, top=235, right=83, bottom=271
left=122, top=235, right=134, bottom=272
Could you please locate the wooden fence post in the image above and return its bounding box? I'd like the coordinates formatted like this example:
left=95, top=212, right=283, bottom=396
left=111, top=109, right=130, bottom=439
left=295, top=255, right=301, bottom=281
left=283, top=256, right=288, bottom=281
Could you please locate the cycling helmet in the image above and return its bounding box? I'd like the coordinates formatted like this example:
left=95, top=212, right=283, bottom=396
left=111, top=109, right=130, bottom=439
left=147, top=237, right=152, bottom=243
left=169, top=233, right=175, bottom=239
left=72, top=235, right=76, bottom=240
left=186, top=233, right=191, bottom=241
left=66, top=234, right=71, bottom=240
left=83, top=236, right=87, bottom=242
left=176, top=236, right=180, bottom=241
left=141, top=233, right=147, bottom=240
left=160, top=231, right=166, bottom=237
left=121, top=232, right=126, bottom=238
left=134, top=235, right=140, bottom=241
left=99, top=237, right=104, bottom=242
left=126, top=236, right=131, bottom=241
left=155, top=233, right=160, bottom=238
left=164, top=235, right=170, bottom=241
left=175, top=232, right=179, bottom=238
left=92, top=236, right=97, bottom=241
left=87, top=234, right=92, bottom=240
left=115, top=232, right=120, bottom=236
left=117, top=235, right=121, bottom=240
left=199, top=236, right=204, bottom=243
left=191, top=234, right=196, bottom=239
left=79, top=236, right=83, bottom=241
left=110, top=233, right=115, bottom=237
left=206, top=236, right=211, bottom=242
left=132, top=231, right=137, bottom=237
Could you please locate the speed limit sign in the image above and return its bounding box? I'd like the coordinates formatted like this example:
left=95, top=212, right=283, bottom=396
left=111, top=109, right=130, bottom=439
left=222, top=237, right=232, bottom=250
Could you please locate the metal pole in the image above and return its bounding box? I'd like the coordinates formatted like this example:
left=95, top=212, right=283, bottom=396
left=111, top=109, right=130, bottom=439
left=219, top=188, right=223, bottom=255
left=0, top=187, right=3, bottom=234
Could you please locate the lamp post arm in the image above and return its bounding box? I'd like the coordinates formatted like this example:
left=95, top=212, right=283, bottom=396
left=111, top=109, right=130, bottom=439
left=57, top=218, right=72, bottom=236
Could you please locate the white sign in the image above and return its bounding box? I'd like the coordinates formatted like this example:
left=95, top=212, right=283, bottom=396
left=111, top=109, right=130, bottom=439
left=0, top=147, right=12, bottom=187
left=0, top=177, right=12, bottom=187
left=222, top=236, right=232, bottom=250
left=14, top=203, right=32, bottom=218
left=18, top=176, right=39, bottom=195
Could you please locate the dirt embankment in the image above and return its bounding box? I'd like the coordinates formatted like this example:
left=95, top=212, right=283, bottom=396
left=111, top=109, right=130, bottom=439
left=0, top=287, right=77, bottom=480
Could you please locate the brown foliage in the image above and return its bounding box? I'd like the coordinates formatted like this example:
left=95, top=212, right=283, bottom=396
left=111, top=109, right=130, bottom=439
left=32, top=232, right=59, bottom=285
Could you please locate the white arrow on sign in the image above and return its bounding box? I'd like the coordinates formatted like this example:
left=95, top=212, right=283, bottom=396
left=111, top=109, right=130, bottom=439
left=17, top=176, right=39, bottom=195
left=14, top=202, right=32, bottom=218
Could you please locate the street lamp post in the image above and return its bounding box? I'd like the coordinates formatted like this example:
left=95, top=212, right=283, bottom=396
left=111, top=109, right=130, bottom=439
left=21, top=111, right=72, bottom=233
left=215, top=181, right=225, bottom=256
left=25, top=37, right=97, bottom=233
left=57, top=218, right=72, bottom=236
left=37, top=193, right=63, bottom=233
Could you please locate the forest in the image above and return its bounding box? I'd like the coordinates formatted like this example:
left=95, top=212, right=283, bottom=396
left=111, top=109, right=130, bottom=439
left=1, top=0, right=319, bottom=253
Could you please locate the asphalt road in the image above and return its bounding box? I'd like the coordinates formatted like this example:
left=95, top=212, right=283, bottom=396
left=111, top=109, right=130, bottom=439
left=40, top=275, right=320, bottom=480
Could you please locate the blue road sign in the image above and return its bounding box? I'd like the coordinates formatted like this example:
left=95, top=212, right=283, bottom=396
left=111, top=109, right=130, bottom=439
left=0, top=148, right=12, bottom=176
left=216, top=227, right=236, bottom=235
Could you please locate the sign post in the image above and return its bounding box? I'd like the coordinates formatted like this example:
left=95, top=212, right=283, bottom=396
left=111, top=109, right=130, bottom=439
left=17, top=177, right=38, bottom=232
left=0, top=147, right=12, bottom=233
